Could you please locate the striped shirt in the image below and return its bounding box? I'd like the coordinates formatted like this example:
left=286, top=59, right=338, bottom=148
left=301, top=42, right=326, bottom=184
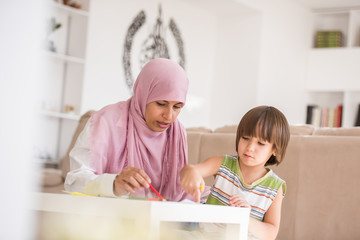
left=206, top=155, right=286, bottom=221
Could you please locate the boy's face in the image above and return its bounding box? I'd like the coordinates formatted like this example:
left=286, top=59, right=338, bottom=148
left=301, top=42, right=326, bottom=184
left=237, top=136, right=276, bottom=168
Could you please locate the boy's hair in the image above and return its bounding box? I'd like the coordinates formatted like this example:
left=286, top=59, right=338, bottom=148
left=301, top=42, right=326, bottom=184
left=235, top=106, right=290, bottom=166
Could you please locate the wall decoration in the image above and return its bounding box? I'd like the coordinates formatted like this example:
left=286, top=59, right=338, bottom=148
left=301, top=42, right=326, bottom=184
left=122, top=4, right=185, bottom=91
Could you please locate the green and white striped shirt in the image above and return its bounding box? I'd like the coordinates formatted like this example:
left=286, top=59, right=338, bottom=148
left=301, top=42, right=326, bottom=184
left=206, top=155, right=286, bottom=221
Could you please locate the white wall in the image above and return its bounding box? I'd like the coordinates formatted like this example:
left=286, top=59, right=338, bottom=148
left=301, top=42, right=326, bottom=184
left=82, top=0, right=219, bottom=127
left=237, top=0, right=312, bottom=125
left=210, top=11, right=262, bottom=128
left=82, top=0, right=312, bottom=129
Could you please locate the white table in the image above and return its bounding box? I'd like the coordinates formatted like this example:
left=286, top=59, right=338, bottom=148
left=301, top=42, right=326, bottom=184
left=32, top=192, right=250, bottom=240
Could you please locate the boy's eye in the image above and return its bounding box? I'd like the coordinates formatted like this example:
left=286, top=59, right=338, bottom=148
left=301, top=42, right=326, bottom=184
left=258, top=142, right=265, bottom=146
left=242, top=136, right=249, bottom=140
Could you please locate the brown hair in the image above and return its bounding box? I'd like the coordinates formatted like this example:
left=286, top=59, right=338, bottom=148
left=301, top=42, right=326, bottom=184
left=235, top=106, right=290, bottom=166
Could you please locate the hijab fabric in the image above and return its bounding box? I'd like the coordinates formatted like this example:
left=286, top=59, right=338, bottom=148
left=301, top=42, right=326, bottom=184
left=89, top=58, right=189, bottom=201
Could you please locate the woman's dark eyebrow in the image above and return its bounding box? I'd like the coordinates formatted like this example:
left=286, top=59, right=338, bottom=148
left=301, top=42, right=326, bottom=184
left=161, top=100, right=183, bottom=105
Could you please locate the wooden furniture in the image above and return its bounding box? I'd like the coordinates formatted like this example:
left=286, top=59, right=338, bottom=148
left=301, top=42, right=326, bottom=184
left=32, top=192, right=250, bottom=240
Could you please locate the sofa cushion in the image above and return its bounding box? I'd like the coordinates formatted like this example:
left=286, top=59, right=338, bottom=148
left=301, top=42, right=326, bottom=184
left=271, top=136, right=302, bottom=240
left=41, top=168, right=63, bottom=187
left=214, top=124, right=316, bottom=135
left=198, top=133, right=237, bottom=186
left=213, top=125, right=238, bottom=133
left=186, top=127, right=213, bottom=133
left=186, top=132, right=202, bottom=165
left=294, top=136, right=360, bottom=239
left=199, top=133, right=237, bottom=161
left=313, top=127, right=360, bottom=136
left=59, top=110, right=94, bottom=179
left=41, top=183, right=65, bottom=194
left=289, top=124, right=315, bottom=135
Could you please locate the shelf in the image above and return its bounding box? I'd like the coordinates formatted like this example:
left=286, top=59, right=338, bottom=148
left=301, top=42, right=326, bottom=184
left=311, top=46, right=360, bottom=50
left=42, top=110, right=81, bottom=121
left=312, top=9, right=360, bottom=48
left=306, top=91, right=360, bottom=127
left=43, top=50, right=85, bottom=64
left=48, top=1, right=89, bottom=17
left=307, top=91, right=343, bottom=108
left=36, top=0, right=90, bottom=165
left=307, top=8, right=360, bottom=128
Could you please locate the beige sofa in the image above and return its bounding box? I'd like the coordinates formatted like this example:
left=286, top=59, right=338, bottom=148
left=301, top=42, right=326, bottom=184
left=41, top=113, right=360, bottom=239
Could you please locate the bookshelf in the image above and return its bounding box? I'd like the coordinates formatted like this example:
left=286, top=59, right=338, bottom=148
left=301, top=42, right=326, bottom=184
left=307, top=8, right=360, bottom=127
left=37, top=0, right=90, bottom=165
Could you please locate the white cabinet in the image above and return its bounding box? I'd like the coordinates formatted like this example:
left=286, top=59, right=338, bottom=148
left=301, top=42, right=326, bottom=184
left=307, top=9, right=360, bottom=127
left=37, top=0, right=90, bottom=165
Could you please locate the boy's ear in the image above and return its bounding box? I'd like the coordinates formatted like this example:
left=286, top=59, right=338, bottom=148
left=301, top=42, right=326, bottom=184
left=272, top=149, right=277, bottom=156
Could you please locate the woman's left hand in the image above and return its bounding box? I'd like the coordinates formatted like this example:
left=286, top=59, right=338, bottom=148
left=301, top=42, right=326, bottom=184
left=229, top=195, right=251, bottom=208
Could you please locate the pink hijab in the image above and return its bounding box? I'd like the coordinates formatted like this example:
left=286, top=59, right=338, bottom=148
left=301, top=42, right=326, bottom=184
left=89, top=58, right=189, bottom=201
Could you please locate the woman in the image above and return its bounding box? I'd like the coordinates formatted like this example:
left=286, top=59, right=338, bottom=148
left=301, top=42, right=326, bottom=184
left=64, top=58, right=189, bottom=201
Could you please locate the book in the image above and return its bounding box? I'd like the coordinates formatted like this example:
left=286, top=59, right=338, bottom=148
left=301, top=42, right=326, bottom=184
left=315, top=31, right=343, bottom=48
left=321, top=108, right=328, bottom=127
left=311, top=107, right=322, bottom=127
left=306, top=104, right=343, bottom=128
left=327, top=108, right=335, bottom=127
left=355, top=104, right=360, bottom=127
left=336, top=104, right=343, bottom=127
left=306, top=105, right=317, bottom=124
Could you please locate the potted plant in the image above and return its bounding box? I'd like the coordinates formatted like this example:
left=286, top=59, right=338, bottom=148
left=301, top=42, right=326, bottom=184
left=44, top=17, right=62, bottom=52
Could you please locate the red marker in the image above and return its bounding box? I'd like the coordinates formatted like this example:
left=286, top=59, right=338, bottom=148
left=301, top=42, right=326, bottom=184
left=149, top=183, right=165, bottom=201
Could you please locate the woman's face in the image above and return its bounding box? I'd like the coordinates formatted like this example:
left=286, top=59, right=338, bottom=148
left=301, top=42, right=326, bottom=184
left=145, top=100, right=183, bottom=132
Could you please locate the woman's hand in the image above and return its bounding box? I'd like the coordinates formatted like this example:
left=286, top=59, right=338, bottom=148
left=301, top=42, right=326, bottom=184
left=180, top=165, right=205, bottom=203
left=229, top=195, right=251, bottom=208
left=113, top=167, right=151, bottom=196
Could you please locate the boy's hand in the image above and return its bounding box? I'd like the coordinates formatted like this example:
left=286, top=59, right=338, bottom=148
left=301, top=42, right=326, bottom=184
left=229, top=195, right=251, bottom=208
left=180, top=165, right=205, bottom=203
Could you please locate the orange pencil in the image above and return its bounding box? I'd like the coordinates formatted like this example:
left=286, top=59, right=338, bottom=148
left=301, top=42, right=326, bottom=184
left=149, top=183, right=165, bottom=201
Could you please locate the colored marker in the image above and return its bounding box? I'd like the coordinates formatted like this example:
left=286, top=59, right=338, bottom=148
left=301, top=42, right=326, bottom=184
left=149, top=183, right=165, bottom=201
